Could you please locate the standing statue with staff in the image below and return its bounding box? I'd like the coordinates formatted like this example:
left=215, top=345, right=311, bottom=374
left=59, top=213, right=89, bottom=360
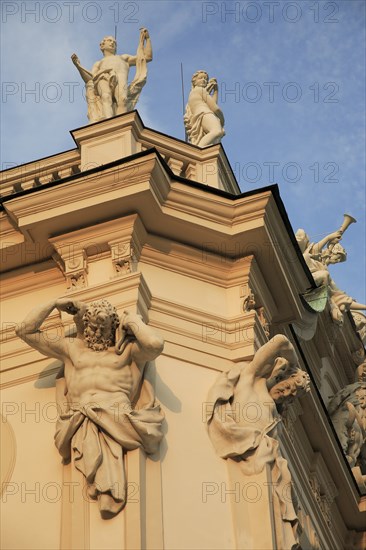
left=71, top=28, right=152, bottom=123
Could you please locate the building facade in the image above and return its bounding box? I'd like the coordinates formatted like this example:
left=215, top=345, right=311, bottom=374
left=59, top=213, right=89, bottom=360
left=1, top=111, right=365, bottom=549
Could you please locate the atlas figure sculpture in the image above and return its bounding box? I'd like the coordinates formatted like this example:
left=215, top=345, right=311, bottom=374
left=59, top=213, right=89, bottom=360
left=16, top=297, right=164, bottom=518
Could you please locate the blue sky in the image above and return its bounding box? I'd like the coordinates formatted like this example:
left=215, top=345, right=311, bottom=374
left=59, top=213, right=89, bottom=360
left=1, top=0, right=365, bottom=304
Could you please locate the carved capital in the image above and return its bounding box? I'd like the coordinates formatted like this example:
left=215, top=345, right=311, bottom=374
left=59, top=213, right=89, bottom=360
left=109, top=240, right=138, bottom=276
left=52, top=244, right=88, bottom=290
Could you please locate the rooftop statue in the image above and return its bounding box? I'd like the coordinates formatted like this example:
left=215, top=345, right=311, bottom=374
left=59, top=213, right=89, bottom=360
left=16, top=297, right=164, bottom=518
left=71, top=28, right=152, bottom=123
left=206, top=335, right=310, bottom=550
left=296, top=215, right=366, bottom=325
left=184, top=70, right=225, bottom=147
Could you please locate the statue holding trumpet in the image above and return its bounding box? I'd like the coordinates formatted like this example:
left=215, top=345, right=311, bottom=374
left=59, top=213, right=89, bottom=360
left=296, top=214, right=366, bottom=325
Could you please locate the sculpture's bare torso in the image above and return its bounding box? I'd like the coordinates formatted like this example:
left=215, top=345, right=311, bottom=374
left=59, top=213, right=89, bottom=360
left=15, top=298, right=163, bottom=409
left=93, top=55, right=130, bottom=85
left=64, top=339, right=135, bottom=404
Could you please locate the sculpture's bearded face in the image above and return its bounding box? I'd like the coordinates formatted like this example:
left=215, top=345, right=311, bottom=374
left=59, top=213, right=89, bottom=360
left=269, top=368, right=310, bottom=405
left=83, top=300, right=119, bottom=352
left=84, top=315, right=113, bottom=352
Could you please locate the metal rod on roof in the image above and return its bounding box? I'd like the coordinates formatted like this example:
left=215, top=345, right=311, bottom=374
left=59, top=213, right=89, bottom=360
left=181, top=62, right=188, bottom=142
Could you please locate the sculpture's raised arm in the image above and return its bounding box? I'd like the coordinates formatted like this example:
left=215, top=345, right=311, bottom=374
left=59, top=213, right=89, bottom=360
left=140, top=28, right=152, bottom=62
left=247, top=334, right=298, bottom=380
left=122, top=28, right=152, bottom=66
left=120, top=310, right=164, bottom=365
left=15, top=298, right=86, bottom=361
left=311, top=230, right=342, bottom=257
left=71, top=53, right=93, bottom=83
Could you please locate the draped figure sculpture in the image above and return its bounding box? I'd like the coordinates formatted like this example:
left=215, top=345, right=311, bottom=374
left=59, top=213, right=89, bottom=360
left=296, top=215, right=366, bottom=325
left=71, top=28, right=152, bottom=123
left=328, top=375, right=366, bottom=473
left=206, top=335, right=310, bottom=550
left=184, top=70, right=225, bottom=147
left=16, top=297, right=164, bottom=518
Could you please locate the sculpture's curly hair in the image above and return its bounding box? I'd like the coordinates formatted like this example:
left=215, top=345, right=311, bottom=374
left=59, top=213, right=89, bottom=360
left=191, top=70, right=208, bottom=87
left=270, top=359, right=311, bottom=398
left=288, top=368, right=311, bottom=397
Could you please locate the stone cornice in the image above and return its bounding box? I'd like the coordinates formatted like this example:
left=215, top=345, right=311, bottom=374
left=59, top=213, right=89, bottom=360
left=70, top=111, right=240, bottom=193
left=2, top=152, right=316, bottom=329
left=0, top=263, right=64, bottom=299
left=141, top=236, right=254, bottom=287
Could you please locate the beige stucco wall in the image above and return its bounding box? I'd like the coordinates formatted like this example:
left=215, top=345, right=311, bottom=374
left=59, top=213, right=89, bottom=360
left=1, top=376, right=63, bottom=550
left=1, top=247, right=239, bottom=550
left=156, top=355, right=235, bottom=550
left=1, top=113, right=364, bottom=549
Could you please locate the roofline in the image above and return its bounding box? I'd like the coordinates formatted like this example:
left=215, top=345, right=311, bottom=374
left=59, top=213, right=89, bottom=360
left=2, top=111, right=240, bottom=194
left=0, top=146, right=314, bottom=285
left=0, top=147, right=78, bottom=174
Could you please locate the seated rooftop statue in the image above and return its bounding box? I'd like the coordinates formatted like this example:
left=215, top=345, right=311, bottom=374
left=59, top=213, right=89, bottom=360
left=16, top=297, right=164, bottom=518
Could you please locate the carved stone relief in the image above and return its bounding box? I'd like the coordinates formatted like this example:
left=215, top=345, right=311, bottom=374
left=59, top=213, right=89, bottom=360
left=16, top=297, right=164, bottom=518
left=242, top=288, right=270, bottom=338
left=328, top=369, right=366, bottom=488
left=110, top=240, right=137, bottom=276
left=205, top=335, right=310, bottom=549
